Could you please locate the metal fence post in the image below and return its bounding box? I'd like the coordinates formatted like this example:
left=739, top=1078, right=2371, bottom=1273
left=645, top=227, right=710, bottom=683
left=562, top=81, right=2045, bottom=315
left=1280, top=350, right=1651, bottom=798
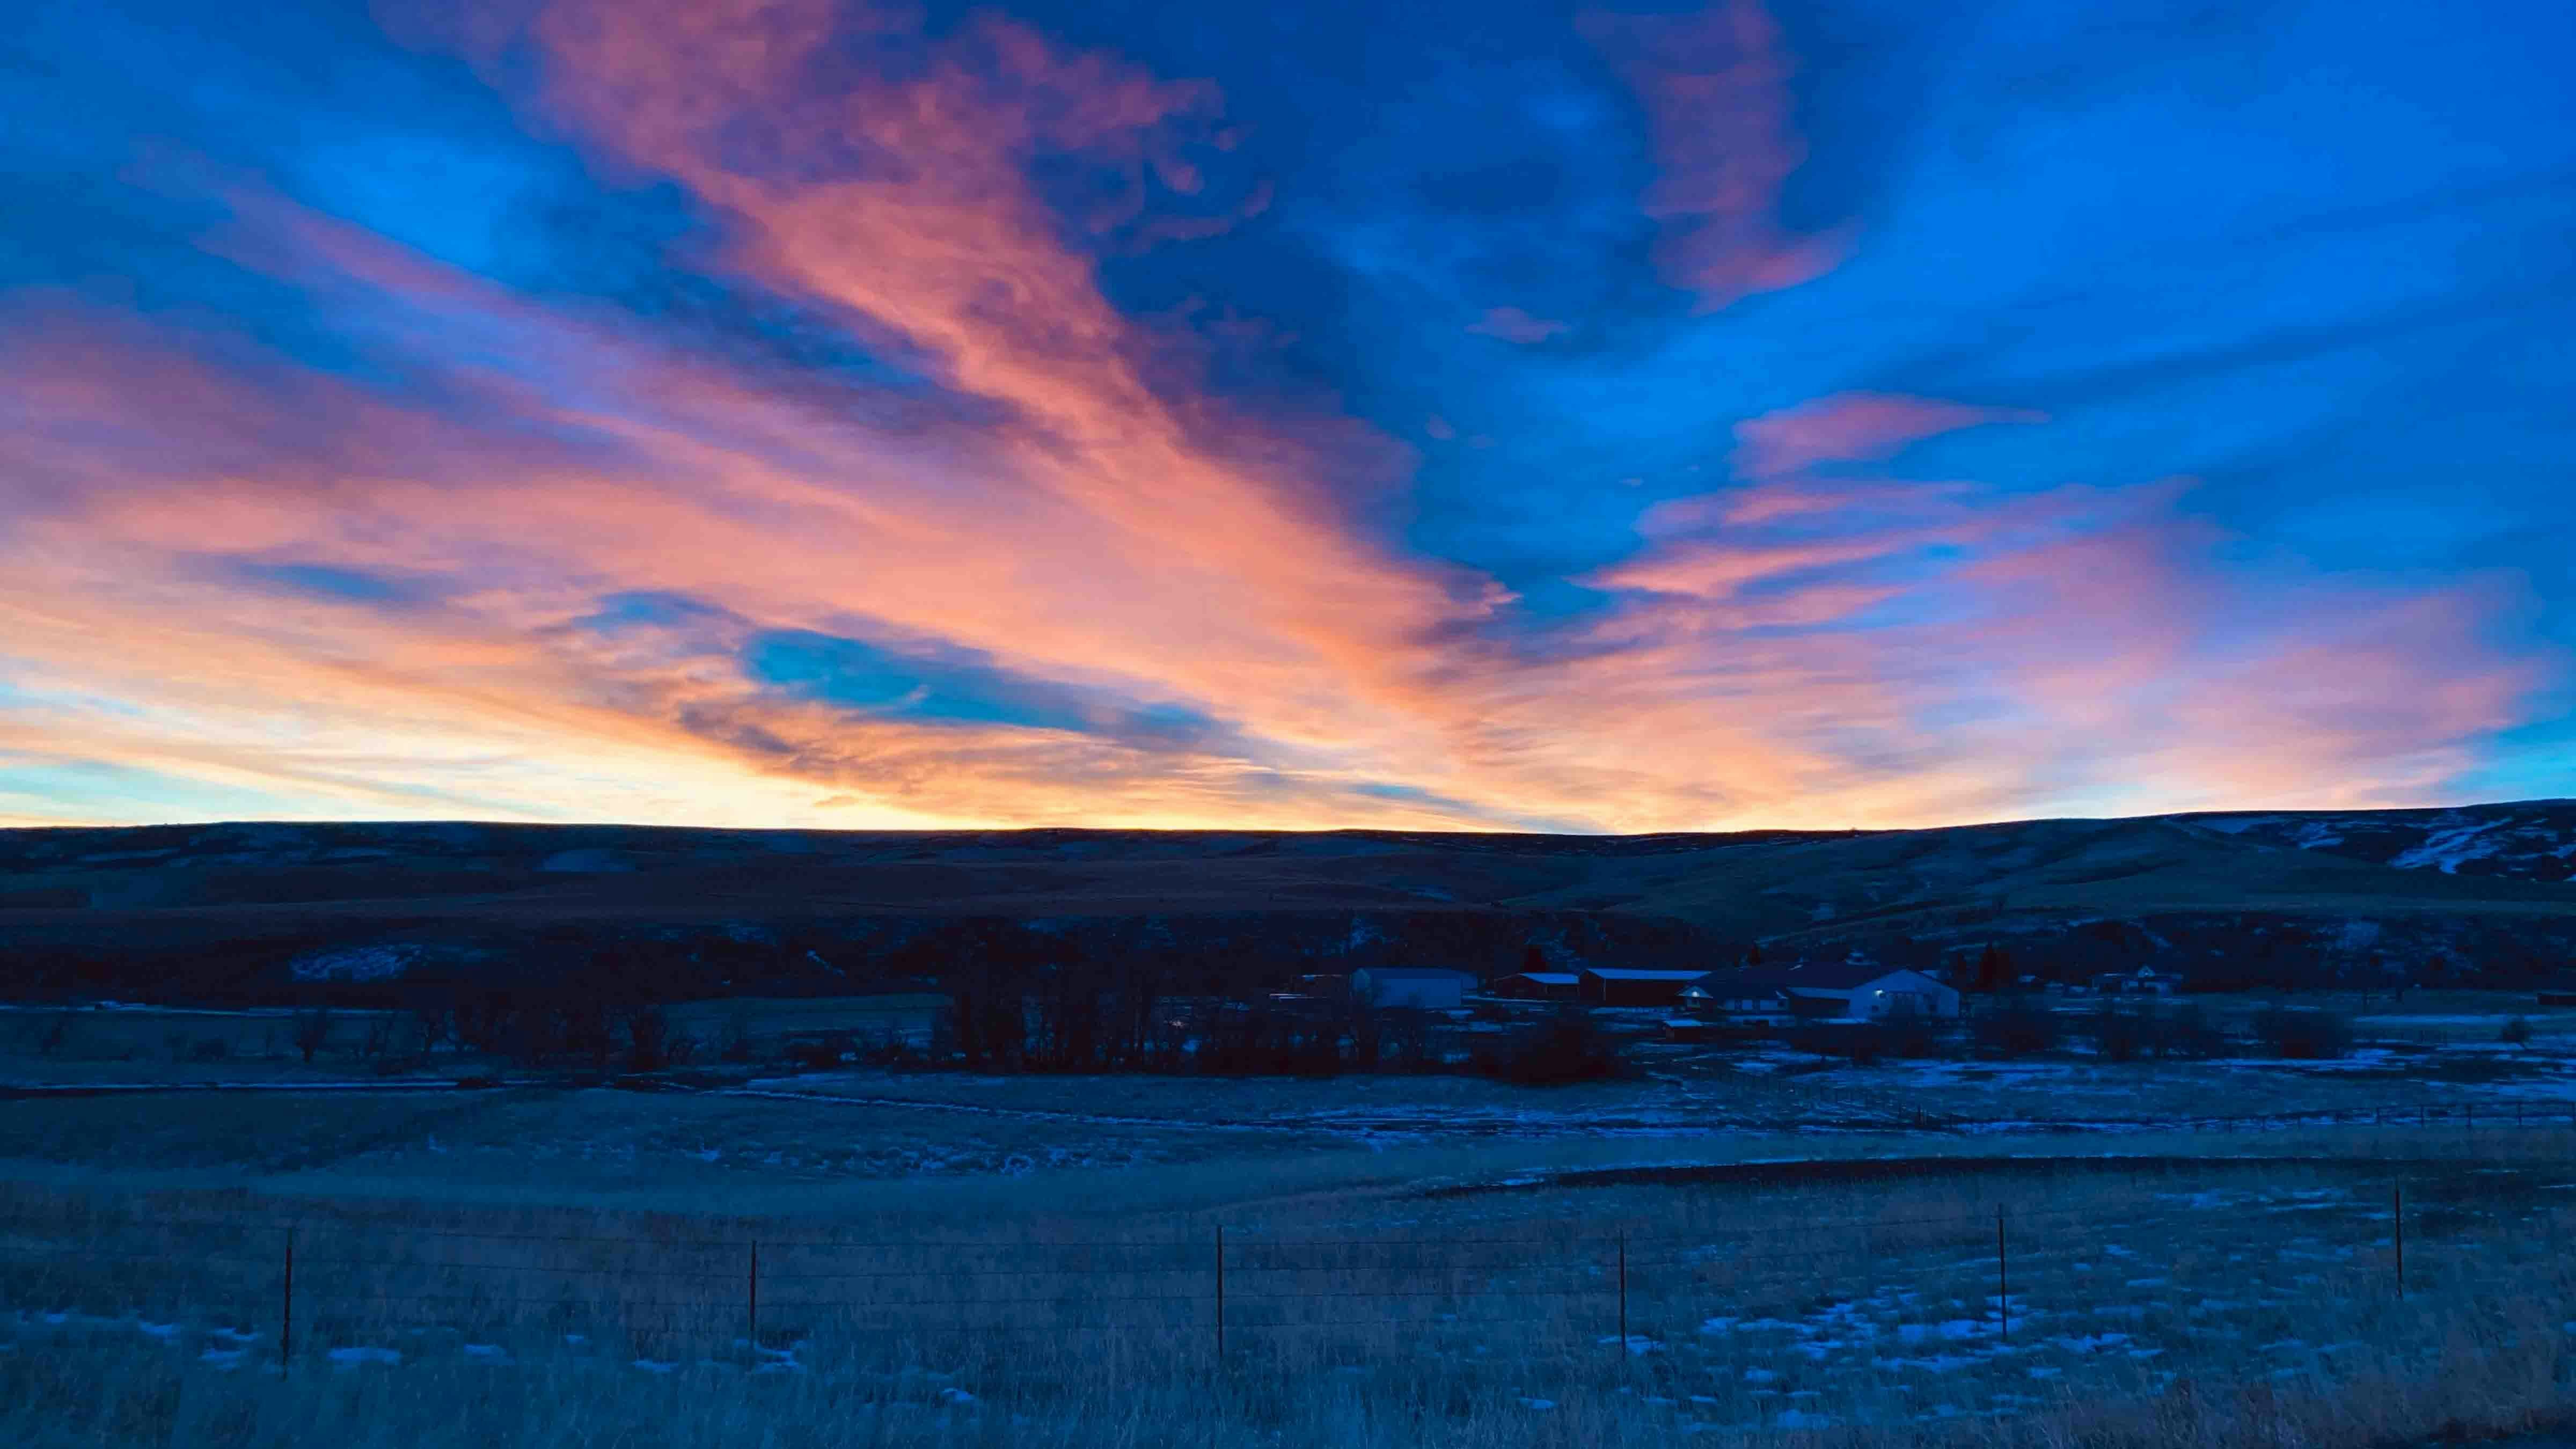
left=279, top=1226, right=295, bottom=1377
left=1996, top=1207, right=2009, bottom=1343
left=1214, top=1226, right=1225, bottom=1360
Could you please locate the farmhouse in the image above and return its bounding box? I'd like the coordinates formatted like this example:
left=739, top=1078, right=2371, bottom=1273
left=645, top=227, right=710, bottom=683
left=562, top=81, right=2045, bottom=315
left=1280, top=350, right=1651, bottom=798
left=1489, top=971, right=1580, bottom=1001
left=1680, top=979, right=1795, bottom=1027
left=1579, top=968, right=1711, bottom=1007
left=1350, top=967, right=1477, bottom=1011
left=2091, top=965, right=2185, bottom=996
left=1729, top=957, right=1961, bottom=1021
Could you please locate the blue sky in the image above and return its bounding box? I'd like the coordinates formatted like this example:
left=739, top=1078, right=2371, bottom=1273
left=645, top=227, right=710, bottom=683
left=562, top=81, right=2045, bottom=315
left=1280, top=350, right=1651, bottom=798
left=1, top=0, right=2571, bottom=830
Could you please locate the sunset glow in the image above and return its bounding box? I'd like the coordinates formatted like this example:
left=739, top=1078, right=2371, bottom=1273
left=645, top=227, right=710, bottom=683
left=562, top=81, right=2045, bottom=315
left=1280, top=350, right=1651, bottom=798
left=5, top=0, right=2571, bottom=831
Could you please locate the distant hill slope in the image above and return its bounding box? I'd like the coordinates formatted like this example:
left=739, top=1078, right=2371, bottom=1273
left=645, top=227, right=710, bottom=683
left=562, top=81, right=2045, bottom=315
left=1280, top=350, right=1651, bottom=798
left=1, top=804, right=2569, bottom=999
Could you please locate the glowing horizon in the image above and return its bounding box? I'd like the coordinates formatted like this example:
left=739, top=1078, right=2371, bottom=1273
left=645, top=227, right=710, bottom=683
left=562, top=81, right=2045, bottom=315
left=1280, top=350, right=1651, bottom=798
left=4, top=0, right=2572, bottom=833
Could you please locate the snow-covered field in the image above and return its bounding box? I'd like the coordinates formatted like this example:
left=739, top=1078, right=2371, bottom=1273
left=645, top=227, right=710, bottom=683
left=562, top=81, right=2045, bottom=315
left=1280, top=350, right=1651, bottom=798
left=4, top=1148, right=2570, bottom=1446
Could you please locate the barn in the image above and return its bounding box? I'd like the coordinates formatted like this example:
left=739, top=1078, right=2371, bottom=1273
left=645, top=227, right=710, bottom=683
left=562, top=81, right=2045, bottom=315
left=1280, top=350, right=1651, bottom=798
left=1578, top=968, right=1711, bottom=1007
left=1489, top=971, right=1580, bottom=1001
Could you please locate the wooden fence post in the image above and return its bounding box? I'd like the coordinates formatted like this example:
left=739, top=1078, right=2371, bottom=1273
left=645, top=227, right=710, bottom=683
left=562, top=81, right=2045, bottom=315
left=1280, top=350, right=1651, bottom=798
left=1214, top=1226, right=1225, bottom=1361
left=1996, top=1208, right=2009, bottom=1343
left=2393, top=1184, right=2405, bottom=1298
left=279, top=1226, right=294, bottom=1377
left=747, top=1241, right=759, bottom=1353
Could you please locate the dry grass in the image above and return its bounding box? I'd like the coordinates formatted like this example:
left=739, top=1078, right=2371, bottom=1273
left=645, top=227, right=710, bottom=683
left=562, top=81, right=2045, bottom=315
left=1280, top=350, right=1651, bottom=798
left=5, top=1129, right=2574, bottom=1446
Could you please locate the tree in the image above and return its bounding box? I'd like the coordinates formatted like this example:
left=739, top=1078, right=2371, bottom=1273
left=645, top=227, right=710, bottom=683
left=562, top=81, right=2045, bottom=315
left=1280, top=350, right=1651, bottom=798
left=2501, top=1015, right=2534, bottom=1049
left=1519, top=943, right=1549, bottom=977
left=2251, top=1006, right=2353, bottom=1060
left=1475, top=1007, right=1630, bottom=1085
left=291, top=1007, right=334, bottom=1065
left=1972, top=1001, right=2060, bottom=1057
left=1974, top=944, right=2008, bottom=993
left=2088, top=1001, right=2147, bottom=1063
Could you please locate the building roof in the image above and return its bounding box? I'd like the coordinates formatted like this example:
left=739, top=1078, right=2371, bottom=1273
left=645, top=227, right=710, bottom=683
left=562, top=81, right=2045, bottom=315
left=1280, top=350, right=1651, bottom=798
left=1353, top=967, right=1477, bottom=980
left=1498, top=972, right=1580, bottom=985
left=1581, top=968, right=1715, bottom=982
left=1726, top=961, right=1944, bottom=991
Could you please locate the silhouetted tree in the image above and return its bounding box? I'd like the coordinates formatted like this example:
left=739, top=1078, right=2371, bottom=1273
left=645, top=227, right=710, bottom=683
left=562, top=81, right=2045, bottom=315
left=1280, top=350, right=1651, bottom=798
left=291, top=1007, right=333, bottom=1065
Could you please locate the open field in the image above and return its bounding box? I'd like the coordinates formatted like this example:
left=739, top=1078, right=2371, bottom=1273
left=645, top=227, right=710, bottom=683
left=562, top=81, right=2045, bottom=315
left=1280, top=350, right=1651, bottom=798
left=6, top=984, right=2576, bottom=1449
left=5, top=1123, right=2575, bottom=1447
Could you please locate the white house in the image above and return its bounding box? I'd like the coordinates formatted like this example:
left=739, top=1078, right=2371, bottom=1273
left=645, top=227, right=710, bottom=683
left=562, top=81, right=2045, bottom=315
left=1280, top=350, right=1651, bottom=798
left=2090, top=965, right=2185, bottom=997
left=1679, top=979, right=1796, bottom=1027
left=1350, top=967, right=1477, bottom=1011
left=1726, top=956, right=1961, bottom=1021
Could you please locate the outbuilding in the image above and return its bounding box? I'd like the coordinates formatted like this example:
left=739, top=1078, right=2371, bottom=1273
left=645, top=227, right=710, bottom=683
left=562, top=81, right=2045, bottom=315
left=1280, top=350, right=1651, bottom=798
left=1489, top=971, right=1581, bottom=1001
left=1726, top=958, right=1962, bottom=1021
left=1579, top=968, right=1713, bottom=1008
left=1350, top=967, right=1478, bottom=1011
left=1680, top=980, right=1795, bottom=1027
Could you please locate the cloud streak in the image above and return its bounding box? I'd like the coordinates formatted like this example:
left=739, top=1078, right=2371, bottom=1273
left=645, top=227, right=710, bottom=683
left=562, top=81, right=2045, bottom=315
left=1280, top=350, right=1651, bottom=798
left=1577, top=0, right=1848, bottom=310
left=0, top=0, right=2558, bottom=832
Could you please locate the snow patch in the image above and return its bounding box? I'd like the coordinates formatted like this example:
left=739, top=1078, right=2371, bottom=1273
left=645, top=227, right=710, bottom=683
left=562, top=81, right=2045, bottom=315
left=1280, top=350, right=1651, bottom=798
left=290, top=945, right=422, bottom=983
left=2390, top=818, right=2504, bottom=873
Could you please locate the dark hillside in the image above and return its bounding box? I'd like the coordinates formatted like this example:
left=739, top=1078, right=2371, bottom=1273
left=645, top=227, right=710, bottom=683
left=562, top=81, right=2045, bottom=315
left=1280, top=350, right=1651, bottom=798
left=0, top=805, right=2568, bottom=1002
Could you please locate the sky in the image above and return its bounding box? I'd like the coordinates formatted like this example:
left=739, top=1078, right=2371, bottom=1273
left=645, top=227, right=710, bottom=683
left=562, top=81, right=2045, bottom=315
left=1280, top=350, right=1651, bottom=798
left=2, top=0, right=2573, bottom=834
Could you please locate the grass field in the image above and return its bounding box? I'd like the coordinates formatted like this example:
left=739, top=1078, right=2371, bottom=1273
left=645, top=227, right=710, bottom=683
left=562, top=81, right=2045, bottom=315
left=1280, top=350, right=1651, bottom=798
left=10, top=983, right=2576, bottom=1445
left=4, top=1123, right=2573, bottom=1447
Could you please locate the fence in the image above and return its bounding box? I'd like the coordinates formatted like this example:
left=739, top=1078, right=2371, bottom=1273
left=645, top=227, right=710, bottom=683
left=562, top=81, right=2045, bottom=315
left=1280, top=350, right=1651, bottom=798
left=3, top=1163, right=2563, bottom=1384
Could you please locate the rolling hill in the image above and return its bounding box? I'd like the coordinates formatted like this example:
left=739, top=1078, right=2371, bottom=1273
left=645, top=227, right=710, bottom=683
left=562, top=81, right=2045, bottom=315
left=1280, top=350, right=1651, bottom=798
left=1, top=801, right=2570, bottom=1000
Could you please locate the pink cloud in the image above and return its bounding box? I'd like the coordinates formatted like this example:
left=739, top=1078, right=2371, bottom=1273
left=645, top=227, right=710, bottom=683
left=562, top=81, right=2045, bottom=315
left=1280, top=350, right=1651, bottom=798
left=1732, top=392, right=2047, bottom=479
left=1578, top=0, right=1848, bottom=310
left=0, top=1, right=2551, bottom=836
left=1466, top=306, right=1571, bottom=344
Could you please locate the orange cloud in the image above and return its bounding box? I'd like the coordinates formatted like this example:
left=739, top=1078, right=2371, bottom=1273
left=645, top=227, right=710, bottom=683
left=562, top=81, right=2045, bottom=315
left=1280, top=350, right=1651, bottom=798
left=0, top=0, right=2551, bottom=836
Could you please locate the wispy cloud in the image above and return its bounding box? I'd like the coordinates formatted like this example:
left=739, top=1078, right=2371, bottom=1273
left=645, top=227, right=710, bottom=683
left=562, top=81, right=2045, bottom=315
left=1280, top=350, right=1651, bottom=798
left=0, top=0, right=2559, bottom=832
left=1577, top=0, right=1848, bottom=310
left=1467, top=306, right=1572, bottom=343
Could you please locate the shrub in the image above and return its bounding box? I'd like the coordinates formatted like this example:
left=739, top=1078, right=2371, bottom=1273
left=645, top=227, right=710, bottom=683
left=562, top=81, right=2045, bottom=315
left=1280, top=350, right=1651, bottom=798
left=784, top=1032, right=854, bottom=1072
left=2089, top=1002, right=2149, bottom=1063
left=2150, top=1003, right=2228, bottom=1058
left=2501, top=1015, right=2534, bottom=1048
left=2251, top=1006, right=2353, bottom=1060
left=1475, top=1008, right=1630, bottom=1085
left=187, top=1037, right=230, bottom=1063
left=621, top=1007, right=687, bottom=1072
left=1876, top=1015, right=1948, bottom=1059
left=1785, top=1023, right=1883, bottom=1065
left=718, top=1008, right=758, bottom=1064
left=1972, top=1002, right=2062, bottom=1057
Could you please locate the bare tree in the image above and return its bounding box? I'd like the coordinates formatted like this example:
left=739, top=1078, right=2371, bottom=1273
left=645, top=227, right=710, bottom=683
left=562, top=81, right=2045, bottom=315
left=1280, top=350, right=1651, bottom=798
left=291, top=1007, right=334, bottom=1065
